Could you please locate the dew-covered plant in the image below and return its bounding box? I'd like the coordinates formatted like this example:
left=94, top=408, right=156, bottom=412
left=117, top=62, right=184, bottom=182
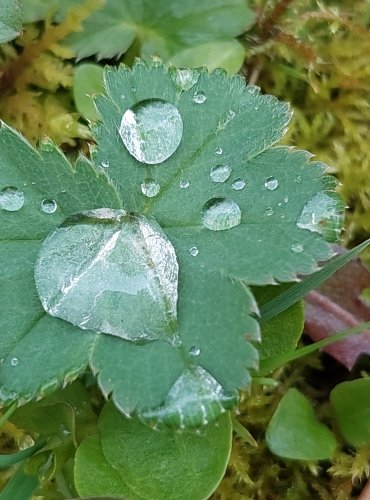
left=0, top=58, right=354, bottom=498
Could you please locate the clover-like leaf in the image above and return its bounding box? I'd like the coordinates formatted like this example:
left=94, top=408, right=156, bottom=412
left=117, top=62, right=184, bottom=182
left=0, top=62, right=343, bottom=430
left=22, top=0, right=252, bottom=68
left=0, top=0, right=22, bottom=44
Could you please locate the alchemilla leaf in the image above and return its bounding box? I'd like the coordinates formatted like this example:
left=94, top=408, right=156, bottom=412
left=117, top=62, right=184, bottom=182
left=0, top=0, right=22, bottom=44
left=0, top=62, right=344, bottom=429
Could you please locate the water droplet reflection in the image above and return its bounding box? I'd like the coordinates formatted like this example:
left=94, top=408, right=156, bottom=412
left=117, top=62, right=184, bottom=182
left=202, top=198, right=241, bottom=231
left=119, top=99, right=183, bottom=164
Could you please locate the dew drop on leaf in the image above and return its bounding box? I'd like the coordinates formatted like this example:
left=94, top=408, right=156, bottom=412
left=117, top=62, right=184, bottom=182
left=0, top=186, right=24, bottom=212
left=294, top=175, right=302, bottom=184
left=291, top=243, right=304, bottom=253
left=296, top=192, right=343, bottom=241
left=189, top=246, right=199, bottom=257
left=100, top=160, right=110, bottom=168
left=179, top=180, right=190, bottom=189
left=210, top=165, right=232, bottom=183
left=34, top=209, right=179, bottom=343
left=140, top=367, right=237, bottom=429
left=215, top=147, right=223, bottom=155
left=119, top=99, right=183, bottom=165
left=41, top=199, right=57, bottom=214
left=192, top=91, right=207, bottom=104
left=189, top=346, right=201, bottom=356
left=141, top=178, right=160, bottom=198
left=232, top=178, right=246, bottom=191
left=265, top=207, right=274, bottom=216
left=10, top=357, right=18, bottom=366
left=202, top=198, right=241, bottom=231
left=264, top=177, right=279, bottom=191
left=171, top=68, right=199, bottom=92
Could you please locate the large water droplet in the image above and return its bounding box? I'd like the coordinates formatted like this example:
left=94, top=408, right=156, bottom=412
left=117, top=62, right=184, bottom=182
left=291, top=242, right=304, bottom=253
left=0, top=186, right=24, bottom=212
left=34, top=209, right=179, bottom=343
left=232, top=178, right=245, bottom=191
left=202, top=198, right=241, bottom=231
left=264, top=177, right=279, bottom=191
left=141, top=178, right=160, bottom=198
left=296, top=192, right=343, bottom=242
left=172, top=68, right=199, bottom=92
left=119, top=99, right=183, bottom=165
left=192, top=92, right=207, bottom=104
left=41, top=199, right=57, bottom=214
left=210, top=165, right=232, bottom=183
left=140, top=367, right=237, bottom=429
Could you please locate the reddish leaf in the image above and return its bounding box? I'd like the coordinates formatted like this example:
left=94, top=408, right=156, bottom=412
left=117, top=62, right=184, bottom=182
left=305, top=247, right=370, bottom=369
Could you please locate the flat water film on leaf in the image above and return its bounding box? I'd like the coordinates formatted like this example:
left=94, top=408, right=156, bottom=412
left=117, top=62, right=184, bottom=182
left=141, top=366, right=237, bottom=429
left=34, top=208, right=178, bottom=343
left=119, top=99, right=183, bottom=164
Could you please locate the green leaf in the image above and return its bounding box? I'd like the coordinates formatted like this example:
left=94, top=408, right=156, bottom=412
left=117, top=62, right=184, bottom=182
left=252, top=284, right=304, bottom=360
left=0, top=439, right=46, bottom=469
left=331, top=378, right=370, bottom=448
left=98, top=402, right=232, bottom=500
left=74, top=434, right=133, bottom=499
left=169, top=40, right=246, bottom=74
left=0, top=127, right=120, bottom=403
left=59, top=0, right=253, bottom=62
left=0, top=0, right=21, bottom=44
left=73, top=64, right=105, bottom=121
left=266, top=388, right=337, bottom=460
left=0, top=63, right=343, bottom=430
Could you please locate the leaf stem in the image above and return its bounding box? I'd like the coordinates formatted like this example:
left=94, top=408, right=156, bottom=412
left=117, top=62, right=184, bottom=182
left=0, top=402, right=17, bottom=429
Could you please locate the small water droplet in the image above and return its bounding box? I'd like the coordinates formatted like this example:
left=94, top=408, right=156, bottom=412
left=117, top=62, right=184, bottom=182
left=210, top=165, right=232, bottom=183
left=180, top=180, right=190, bottom=189
left=265, top=177, right=279, bottom=191
left=120, top=94, right=125, bottom=100
left=215, top=147, right=223, bottom=155
left=202, top=198, right=241, bottom=231
left=141, top=178, right=160, bottom=198
left=281, top=215, right=285, bottom=219
left=192, top=92, right=207, bottom=104
left=232, top=178, right=245, bottom=191
left=131, top=86, right=137, bottom=93
left=278, top=202, right=282, bottom=206
left=189, top=246, right=199, bottom=257
left=119, top=99, right=183, bottom=164
left=0, top=186, right=24, bottom=212
left=295, top=175, right=302, bottom=183
left=11, top=357, right=18, bottom=366
left=189, top=346, right=200, bottom=356
left=101, top=160, right=110, bottom=168
left=217, top=109, right=236, bottom=130
left=291, top=243, right=304, bottom=253
left=41, top=199, right=57, bottom=214
left=172, top=68, right=199, bottom=92
left=254, top=106, right=259, bottom=110
left=284, top=196, right=289, bottom=203
left=265, top=207, right=274, bottom=216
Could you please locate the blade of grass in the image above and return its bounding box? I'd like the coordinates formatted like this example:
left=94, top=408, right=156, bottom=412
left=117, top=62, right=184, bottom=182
left=0, top=438, right=47, bottom=469
left=0, top=467, right=38, bottom=500
left=259, top=239, right=370, bottom=323
left=259, top=321, right=370, bottom=374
